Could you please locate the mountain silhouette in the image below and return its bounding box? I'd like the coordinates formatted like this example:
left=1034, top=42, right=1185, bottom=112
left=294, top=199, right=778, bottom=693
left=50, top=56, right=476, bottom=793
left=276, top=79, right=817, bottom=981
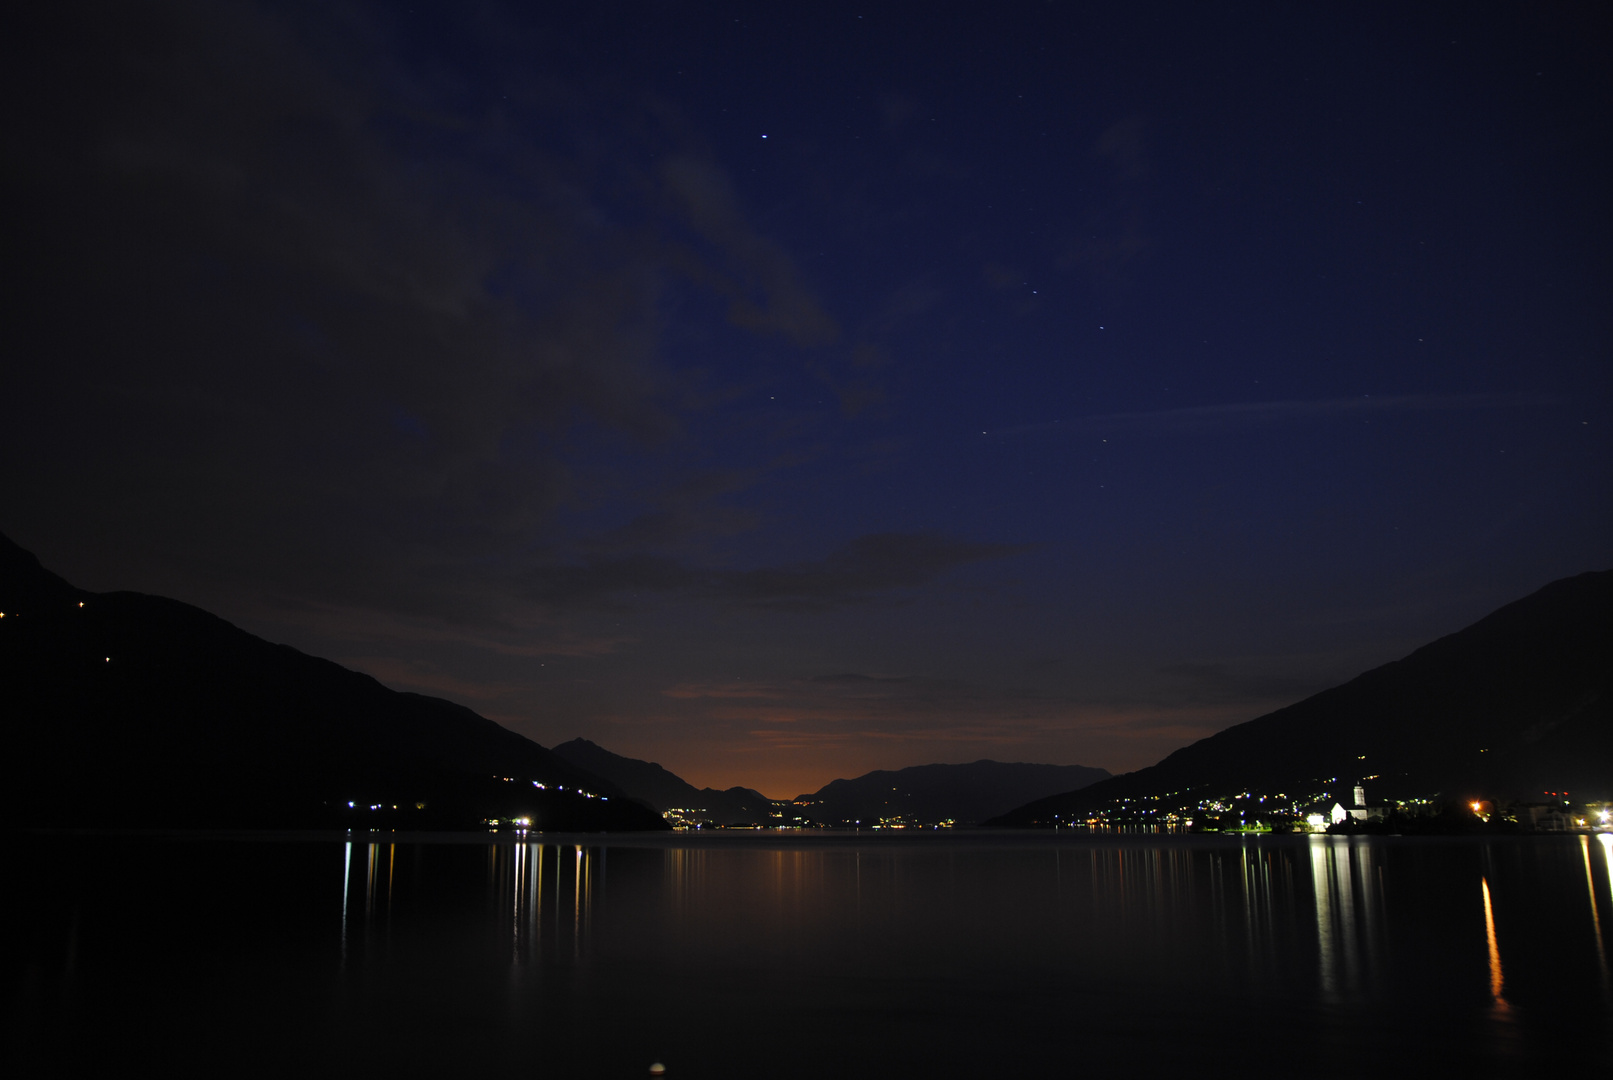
left=0, top=533, right=665, bottom=830
left=796, top=761, right=1110, bottom=825
left=988, top=570, right=1612, bottom=826
left=553, top=738, right=776, bottom=824
left=554, top=736, right=1110, bottom=827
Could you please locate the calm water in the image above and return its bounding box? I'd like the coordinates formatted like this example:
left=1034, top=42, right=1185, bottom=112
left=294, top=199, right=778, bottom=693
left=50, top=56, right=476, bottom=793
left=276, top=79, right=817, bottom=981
left=7, top=831, right=1612, bottom=1076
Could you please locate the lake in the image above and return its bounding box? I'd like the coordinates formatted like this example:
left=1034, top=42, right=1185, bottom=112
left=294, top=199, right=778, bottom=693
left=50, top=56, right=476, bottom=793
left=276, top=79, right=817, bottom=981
left=7, top=831, right=1611, bottom=1076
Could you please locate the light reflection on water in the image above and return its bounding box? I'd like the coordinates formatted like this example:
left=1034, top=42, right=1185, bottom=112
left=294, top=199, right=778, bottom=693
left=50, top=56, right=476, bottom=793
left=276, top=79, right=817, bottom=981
left=1309, top=835, right=1387, bottom=999
left=1594, top=835, right=1613, bottom=997
left=12, top=833, right=1613, bottom=1076
left=1482, top=874, right=1509, bottom=1012
left=325, top=833, right=1611, bottom=1003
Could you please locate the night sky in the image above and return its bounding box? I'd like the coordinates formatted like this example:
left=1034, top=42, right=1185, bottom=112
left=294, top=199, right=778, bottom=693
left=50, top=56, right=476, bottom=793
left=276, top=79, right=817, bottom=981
left=6, top=2, right=1609, bottom=797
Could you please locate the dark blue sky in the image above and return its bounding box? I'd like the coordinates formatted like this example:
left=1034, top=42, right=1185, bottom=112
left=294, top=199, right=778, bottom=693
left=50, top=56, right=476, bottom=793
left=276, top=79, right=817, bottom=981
left=6, top=2, right=1608, bottom=795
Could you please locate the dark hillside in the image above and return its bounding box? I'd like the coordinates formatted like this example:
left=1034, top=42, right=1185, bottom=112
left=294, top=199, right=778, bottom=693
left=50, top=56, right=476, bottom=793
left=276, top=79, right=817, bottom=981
left=990, top=570, right=1612, bottom=826
left=0, top=533, right=665, bottom=830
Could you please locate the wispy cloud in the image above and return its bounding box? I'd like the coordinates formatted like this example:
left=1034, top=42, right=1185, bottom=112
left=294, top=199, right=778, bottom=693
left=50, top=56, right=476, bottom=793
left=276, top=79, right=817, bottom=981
left=659, top=155, right=839, bottom=348
left=662, top=680, right=784, bottom=701
left=4, top=1, right=875, bottom=635
left=985, top=392, right=1554, bottom=440
left=524, top=532, right=1026, bottom=610
left=724, top=533, right=1025, bottom=609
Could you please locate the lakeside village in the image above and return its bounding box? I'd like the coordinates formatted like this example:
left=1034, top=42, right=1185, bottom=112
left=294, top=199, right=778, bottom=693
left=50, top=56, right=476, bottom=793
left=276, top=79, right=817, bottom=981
left=653, top=780, right=1613, bottom=834
left=658, top=803, right=959, bottom=831
left=466, top=776, right=1613, bottom=834
left=1040, top=779, right=1613, bottom=835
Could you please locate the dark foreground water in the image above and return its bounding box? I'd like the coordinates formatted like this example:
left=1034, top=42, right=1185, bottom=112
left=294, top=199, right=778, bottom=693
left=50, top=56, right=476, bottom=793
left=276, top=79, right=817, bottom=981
left=6, top=831, right=1612, bottom=1077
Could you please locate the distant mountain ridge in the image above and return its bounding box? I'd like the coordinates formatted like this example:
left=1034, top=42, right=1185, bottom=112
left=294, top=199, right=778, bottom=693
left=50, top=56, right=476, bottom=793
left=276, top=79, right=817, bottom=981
left=989, top=569, right=1613, bottom=826
left=0, top=533, right=665, bottom=830
left=798, top=761, right=1111, bottom=825
left=554, top=738, right=1110, bottom=826
left=553, top=738, right=776, bottom=824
